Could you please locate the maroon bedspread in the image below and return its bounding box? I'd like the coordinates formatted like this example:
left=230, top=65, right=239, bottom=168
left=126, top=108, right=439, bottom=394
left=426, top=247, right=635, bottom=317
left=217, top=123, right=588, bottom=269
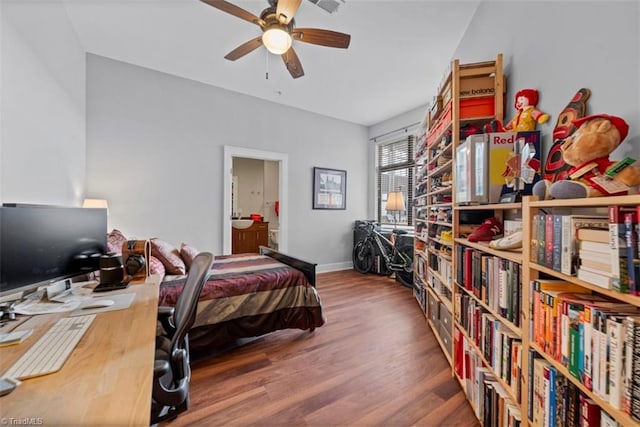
left=158, top=254, right=325, bottom=352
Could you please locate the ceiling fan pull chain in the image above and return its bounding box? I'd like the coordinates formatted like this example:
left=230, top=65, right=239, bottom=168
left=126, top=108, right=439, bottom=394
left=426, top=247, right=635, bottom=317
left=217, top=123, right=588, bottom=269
left=265, top=50, right=269, bottom=80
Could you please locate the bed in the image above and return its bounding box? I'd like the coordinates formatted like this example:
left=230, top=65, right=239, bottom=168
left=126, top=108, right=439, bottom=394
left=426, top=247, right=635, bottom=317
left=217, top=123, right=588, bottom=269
left=157, top=247, right=325, bottom=354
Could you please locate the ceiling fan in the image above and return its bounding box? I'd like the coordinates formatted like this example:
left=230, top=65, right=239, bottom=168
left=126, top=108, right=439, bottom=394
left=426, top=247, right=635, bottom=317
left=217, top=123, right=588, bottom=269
left=200, top=0, right=351, bottom=79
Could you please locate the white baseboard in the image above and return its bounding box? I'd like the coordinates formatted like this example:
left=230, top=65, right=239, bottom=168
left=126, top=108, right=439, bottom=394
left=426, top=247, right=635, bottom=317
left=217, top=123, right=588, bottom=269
left=316, top=261, right=352, bottom=273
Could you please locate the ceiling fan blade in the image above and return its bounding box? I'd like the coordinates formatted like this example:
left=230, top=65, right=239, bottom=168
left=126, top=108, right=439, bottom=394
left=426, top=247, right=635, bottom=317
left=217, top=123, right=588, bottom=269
left=276, top=0, right=302, bottom=24
left=282, top=47, right=304, bottom=79
left=224, top=36, right=263, bottom=61
left=200, top=0, right=264, bottom=27
left=292, top=28, right=351, bottom=49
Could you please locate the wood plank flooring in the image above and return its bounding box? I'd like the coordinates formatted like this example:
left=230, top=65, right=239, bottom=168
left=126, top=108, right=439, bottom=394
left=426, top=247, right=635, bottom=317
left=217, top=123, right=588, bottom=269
left=173, top=270, right=480, bottom=426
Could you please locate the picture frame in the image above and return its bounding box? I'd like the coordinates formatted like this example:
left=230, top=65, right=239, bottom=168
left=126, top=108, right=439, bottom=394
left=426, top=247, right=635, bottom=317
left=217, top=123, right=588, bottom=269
left=313, top=167, right=346, bottom=210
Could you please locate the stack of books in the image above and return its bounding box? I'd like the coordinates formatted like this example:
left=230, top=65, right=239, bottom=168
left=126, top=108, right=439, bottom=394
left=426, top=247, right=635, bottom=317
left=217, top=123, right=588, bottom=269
left=577, top=227, right=613, bottom=289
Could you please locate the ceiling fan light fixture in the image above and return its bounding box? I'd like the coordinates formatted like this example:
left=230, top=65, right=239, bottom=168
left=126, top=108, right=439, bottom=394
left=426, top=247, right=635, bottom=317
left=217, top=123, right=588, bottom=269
left=262, top=27, right=292, bottom=55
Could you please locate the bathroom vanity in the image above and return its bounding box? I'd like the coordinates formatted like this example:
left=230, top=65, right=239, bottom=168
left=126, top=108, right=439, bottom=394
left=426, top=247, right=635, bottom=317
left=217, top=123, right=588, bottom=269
left=232, top=221, right=269, bottom=254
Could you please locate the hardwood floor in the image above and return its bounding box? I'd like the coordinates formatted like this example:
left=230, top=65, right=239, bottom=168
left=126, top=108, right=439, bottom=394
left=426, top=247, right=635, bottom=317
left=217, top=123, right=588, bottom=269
left=175, top=270, right=480, bottom=426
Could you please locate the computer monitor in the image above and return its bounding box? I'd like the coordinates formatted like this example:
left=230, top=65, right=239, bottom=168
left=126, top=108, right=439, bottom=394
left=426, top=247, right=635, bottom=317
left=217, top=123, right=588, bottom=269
left=0, top=204, right=107, bottom=298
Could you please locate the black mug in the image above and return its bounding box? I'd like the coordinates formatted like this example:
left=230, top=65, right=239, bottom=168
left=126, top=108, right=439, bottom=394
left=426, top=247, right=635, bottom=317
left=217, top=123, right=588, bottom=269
left=99, top=253, right=123, bottom=285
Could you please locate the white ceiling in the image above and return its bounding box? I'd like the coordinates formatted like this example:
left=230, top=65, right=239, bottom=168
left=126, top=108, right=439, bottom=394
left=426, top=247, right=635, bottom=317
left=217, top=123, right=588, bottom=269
left=63, top=0, right=480, bottom=126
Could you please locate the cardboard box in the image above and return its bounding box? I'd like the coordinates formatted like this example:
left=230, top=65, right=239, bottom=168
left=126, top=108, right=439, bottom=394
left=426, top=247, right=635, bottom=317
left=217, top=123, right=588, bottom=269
left=459, top=76, right=496, bottom=98
left=456, top=131, right=541, bottom=204
left=490, top=131, right=541, bottom=201
left=460, top=96, right=495, bottom=119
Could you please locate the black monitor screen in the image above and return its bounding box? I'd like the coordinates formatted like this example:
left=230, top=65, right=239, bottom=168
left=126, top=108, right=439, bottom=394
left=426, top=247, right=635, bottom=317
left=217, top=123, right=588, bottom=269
left=0, top=205, right=107, bottom=296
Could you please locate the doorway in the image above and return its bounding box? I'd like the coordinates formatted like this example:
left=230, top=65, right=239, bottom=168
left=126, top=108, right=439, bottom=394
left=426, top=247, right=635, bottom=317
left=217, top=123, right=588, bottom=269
left=223, top=146, right=288, bottom=255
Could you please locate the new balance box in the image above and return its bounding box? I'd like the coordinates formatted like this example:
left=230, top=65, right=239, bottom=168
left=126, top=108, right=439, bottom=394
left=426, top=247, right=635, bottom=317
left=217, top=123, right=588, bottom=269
left=459, top=76, right=496, bottom=99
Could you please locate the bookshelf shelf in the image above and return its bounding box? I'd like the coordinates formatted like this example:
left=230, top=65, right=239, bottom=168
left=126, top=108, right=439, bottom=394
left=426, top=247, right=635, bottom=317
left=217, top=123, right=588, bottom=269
left=429, top=159, right=454, bottom=178
left=454, top=238, right=523, bottom=264
left=530, top=262, right=640, bottom=307
left=529, top=341, right=638, bottom=427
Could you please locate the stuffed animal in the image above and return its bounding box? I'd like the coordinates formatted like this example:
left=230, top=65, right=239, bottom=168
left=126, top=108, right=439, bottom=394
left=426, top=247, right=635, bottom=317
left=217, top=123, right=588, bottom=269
left=487, top=89, right=550, bottom=133
left=533, top=114, right=640, bottom=199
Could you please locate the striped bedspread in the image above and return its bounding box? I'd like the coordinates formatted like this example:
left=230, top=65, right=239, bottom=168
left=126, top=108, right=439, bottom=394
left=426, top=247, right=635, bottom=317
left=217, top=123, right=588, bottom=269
left=158, top=253, right=325, bottom=352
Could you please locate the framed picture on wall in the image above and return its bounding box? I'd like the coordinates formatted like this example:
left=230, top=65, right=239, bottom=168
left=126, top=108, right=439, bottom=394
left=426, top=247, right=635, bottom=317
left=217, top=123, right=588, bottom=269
left=313, top=167, right=346, bottom=210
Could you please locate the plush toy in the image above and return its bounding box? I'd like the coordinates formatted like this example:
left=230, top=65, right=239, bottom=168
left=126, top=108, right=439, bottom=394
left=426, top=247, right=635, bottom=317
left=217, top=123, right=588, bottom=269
left=532, top=114, right=640, bottom=199
left=484, top=89, right=550, bottom=133
left=503, top=89, right=550, bottom=131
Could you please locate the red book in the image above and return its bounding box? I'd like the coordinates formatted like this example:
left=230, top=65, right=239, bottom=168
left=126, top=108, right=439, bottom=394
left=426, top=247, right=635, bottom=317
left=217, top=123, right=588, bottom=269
left=579, top=394, right=601, bottom=426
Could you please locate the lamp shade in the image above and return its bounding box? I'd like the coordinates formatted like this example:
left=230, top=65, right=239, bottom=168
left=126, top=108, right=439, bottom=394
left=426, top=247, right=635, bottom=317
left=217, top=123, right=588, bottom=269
left=262, top=27, right=292, bottom=55
left=386, top=192, right=406, bottom=212
left=83, top=198, right=109, bottom=215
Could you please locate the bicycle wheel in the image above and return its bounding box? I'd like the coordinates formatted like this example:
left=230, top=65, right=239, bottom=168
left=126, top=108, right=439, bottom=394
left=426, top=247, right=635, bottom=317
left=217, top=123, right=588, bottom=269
left=353, top=240, right=374, bottom=273
left=395, top=244, right=414, bottom=287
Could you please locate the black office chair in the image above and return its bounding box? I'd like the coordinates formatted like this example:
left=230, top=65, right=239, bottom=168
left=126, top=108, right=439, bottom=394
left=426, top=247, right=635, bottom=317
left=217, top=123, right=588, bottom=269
left=150, top=251, right=214, bottom=425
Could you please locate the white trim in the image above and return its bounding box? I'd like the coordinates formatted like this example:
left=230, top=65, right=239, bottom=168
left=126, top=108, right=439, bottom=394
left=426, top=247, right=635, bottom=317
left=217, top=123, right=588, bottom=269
left=223, top=146, right=288, bottom=255
left=316, top=262, right=353, bottom=273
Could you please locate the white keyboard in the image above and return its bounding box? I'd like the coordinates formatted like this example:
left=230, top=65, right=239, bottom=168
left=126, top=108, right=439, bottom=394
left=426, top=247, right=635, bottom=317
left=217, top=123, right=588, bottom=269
left=4, top=314, right=96, bottom=380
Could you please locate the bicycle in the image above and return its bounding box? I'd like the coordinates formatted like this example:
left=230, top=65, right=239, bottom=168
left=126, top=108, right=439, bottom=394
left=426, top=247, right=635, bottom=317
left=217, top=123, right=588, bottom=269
left=352, top=221, right=414, bottom=287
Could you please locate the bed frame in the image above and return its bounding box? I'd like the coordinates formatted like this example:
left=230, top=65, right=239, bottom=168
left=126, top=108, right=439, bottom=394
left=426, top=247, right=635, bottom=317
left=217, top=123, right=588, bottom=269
left=259, top=246, right=317, bottom=287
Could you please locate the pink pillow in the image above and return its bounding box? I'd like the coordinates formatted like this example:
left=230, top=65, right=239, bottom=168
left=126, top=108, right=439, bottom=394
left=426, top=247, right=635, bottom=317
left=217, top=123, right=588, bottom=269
left=180, top=243, right=199, bottom=270
left=150, top=238, right=186, bottom=275
left=148, top=256, right=166, bottom=277
left=107, top=229, right=127, bottom=254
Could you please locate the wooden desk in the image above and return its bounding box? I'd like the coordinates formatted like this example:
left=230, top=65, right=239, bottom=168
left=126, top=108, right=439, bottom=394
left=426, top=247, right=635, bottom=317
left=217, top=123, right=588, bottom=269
left=0, top=275, right=160, bottom=426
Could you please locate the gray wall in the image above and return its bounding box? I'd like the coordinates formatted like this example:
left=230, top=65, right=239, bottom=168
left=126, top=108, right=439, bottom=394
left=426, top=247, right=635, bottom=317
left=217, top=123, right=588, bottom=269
left=85, top=55, right=368, bottom=269
left=366, top=1, right=640, bottom=220
left=454, top=1, right=640, bottom=158
left=1, top=1, right=86, bottom=206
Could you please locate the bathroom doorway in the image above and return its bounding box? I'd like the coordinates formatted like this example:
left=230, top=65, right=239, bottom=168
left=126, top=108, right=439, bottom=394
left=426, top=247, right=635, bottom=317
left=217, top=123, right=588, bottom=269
left=223, top=146, right=288, bottom=255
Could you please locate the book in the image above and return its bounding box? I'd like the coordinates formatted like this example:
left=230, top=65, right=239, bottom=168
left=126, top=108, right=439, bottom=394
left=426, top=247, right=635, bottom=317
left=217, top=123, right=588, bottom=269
left=624, top=212, right=639, bottom=295
left=600, top=411, right=619, bottom=427
left=577, top=228, right=610, bottom=243
left=532, top=213, right=540, bottom=264
left=0, top=328, right=33, bottom=347
left=607, top=316, right=625, bottom=409
left=553, top=214, right=563, bottom=272
left=578, top=268, right=613, bottom=290
left=532, top=357, right=550, bottom=427
left=579, top=240, right=611, bottom=254
left=580, top=249, right=614, bottom=263
left=538, top=214, right=547, bottom=266
left=579, top=395, right=601, bottom=426
left=554, top=370, right=568, bottom=427
left=547, top=364, right=557, bottom=427
left=580, top=258, right=613, bottom=274
left=610, top=206, right=636, bottom=293
left=546, top=214, right=555, bottom=268
left=566, top=381, right=581, bottom=427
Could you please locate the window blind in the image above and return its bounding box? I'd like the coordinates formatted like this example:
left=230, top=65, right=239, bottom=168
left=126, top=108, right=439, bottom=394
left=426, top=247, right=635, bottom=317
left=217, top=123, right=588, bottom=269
left=376, top=135, right=415, bottom=226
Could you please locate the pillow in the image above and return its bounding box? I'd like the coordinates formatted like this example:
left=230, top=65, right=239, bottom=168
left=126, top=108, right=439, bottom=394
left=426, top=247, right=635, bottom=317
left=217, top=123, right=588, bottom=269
left=150, top=238, right=186, bottom=275
left=148, top=255, right=166, bottom=277
left=107, top=229, right=127, bottom=254
left=180, top=243, right=199, bottom=270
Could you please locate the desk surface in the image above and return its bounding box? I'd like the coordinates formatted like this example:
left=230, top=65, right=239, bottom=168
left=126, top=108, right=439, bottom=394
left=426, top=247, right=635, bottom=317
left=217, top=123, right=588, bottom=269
left=0, top=275, right=160, bottom=426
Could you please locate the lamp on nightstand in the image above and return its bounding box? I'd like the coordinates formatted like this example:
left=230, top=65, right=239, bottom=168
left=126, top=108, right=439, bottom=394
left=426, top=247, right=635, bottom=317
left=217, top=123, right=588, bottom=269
left=385, top=190, right=406, bottom=229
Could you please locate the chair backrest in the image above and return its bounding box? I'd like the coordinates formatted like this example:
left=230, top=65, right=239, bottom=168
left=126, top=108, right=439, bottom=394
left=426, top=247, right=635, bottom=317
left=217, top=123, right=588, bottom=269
left=171, top=252, right=214, bottom=350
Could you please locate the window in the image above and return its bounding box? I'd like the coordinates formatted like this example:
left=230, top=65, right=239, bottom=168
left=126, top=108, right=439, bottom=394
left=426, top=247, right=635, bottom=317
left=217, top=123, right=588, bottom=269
left=376, top=135, right=414, bottom=227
